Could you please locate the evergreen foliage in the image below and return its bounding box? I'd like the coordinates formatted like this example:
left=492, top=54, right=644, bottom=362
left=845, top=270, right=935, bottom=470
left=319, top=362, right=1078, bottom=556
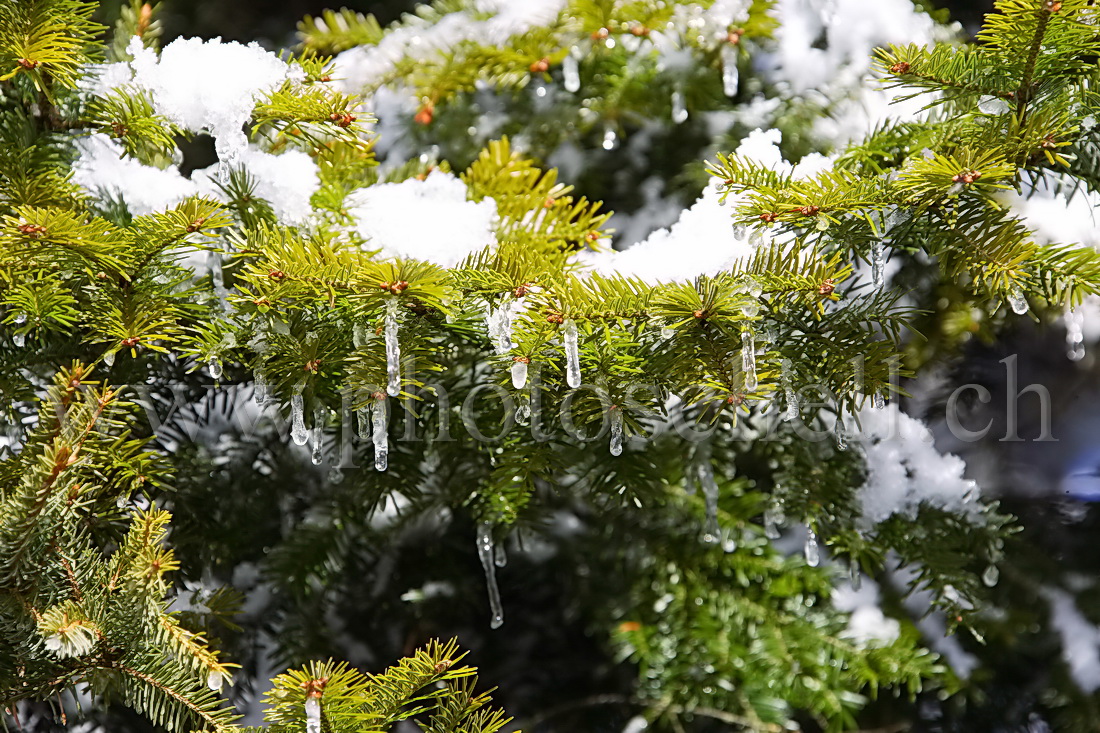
left=2, top=0, right=1100, bottom=731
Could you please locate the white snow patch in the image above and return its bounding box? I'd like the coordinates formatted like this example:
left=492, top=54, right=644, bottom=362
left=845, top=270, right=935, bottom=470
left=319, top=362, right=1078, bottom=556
left=1043, top=587, right=1100, bottom=693
left=128, top=37, right=293, bottom=165
left=833, top=579, right=900, bottom=647
left=194, top=146, right=320, bottom=225
left=853, top=404, right=981, bottom=525
left=346, top=170, right=498, bottom=267
left=72, top=133, right=198, bottom=215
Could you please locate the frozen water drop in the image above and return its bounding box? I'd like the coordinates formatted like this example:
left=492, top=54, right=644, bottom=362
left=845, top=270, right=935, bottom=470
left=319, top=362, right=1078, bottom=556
left=208, top=356, right=223, bottom=380
left=511, top=360, right=528, bottom=389
left=494, top=541, right=507, bottom=568
left=372, top=398, right=388, bottom=471
left=804, top=528, right=821, bottom=567
left=982, top=564, right=999, bottom=587
left=1008, top=285, right=1028, bottom=314
left=698, top=454, right=721, bottom=543
left=206, top=670, right=226, bottom=692
left=564, top=319, right=581, bottom=388
left=104, top=349, right=116, bottom=367
left=721, top=44, right=739, bottom=97
left=357, top=406, right=371, bottom=440
left=291, top=393, right=308, bottom=446
left=385, top=299, right=401, bottom=396
left=610, top=407, right=624, bottom=456
left=515, top=396, right=531, bottom=425
left=872, top=392, right=885, bottom=410
left=741, top=330, right=757, bottom=391
left=477, top=522, right=505, bottom=629
left=13, top=332, right=24, bottom=347
left=254, top=368, right=268, bottom=404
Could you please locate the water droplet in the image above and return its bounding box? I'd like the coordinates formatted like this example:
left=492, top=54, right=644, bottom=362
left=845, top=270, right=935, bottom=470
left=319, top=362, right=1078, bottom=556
left=208, top=356, right=223, bottom=380
left=104, top=349, right=116, bottom=367
left=602, top=127, right=618, bottom=151
left=978, top=95, right=1010, bottom=115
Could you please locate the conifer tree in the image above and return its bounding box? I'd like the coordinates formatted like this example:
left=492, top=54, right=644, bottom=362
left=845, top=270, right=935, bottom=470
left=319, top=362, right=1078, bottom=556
left=3, top=0, right=1100, bottom=731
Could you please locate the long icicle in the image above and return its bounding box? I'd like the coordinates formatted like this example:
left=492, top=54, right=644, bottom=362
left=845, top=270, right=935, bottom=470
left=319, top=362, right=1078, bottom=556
left=291, top=391, right=308, bottom=446
left=385, top=299, right=401, bottom=396
left=372, top=396, right=388, bottom=471
left=564, top=319, right=581, bottom=388
left=804, top=527, right=821, bottom=567
left=563, top=50, right=580, bottom=92
left=700, top=457, right=721, bottom=544
left=609, top=406, right=624, bottom=456
left=871, top=241, right=885, bottom=288
left=741, top=329, right=757, bottom=391
left=310, top=408, right=324, bottom=465
left=781, top=359, right=798, bottom=421
left=476, top=522, right=505, bottom=629
left=721, top=44, right=739, bottom=97
left=305, top=697, right=321, bottom=733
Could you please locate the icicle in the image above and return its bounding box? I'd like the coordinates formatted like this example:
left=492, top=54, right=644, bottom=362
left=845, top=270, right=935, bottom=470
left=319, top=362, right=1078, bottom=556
left=849, top=560, right=862, bottom=590
left=305, top=697, right=321, bottom=733
left=385, top=299, right=401, bottom=396
left=763, top=506, right=783, bottom=539
left=564, top=319, right=581, bottom=388
left=1066, top=307, right=1086, bottom=361
left=208, top=356, right=223, bottom=380
left=872, top=392, right=885, bottom=410
left=371, top=397, right=388, bottom=471
left=720, top=44, right=739, bottom=97
left=781, top=359, right=798, bottom=422
left=834, top=416, right=848, bottom=451
left=609, top=407, right=624, bottom=456
left=310, top=409, right=324, bottom=465
left=699, top=460, right=721, bottom=544
left=671, top=88, right=688, bottom=124
left=485, top=302, right=514, bottom=355
left=209, top=250, right=229, bottom=311
left=982, top=564, right=999, bottom=587
left=104, top=349, right=116, bottom=367
left=291, top=392, right=308, bottom=446
left=741, top=330, right=757, bottom=391
left=357, top=406, right=371, bottom=440
left=476, top=522, right=505, bottom=629
left=601, top=126, right=618, bottom=151
left=1008, top=285, right=1028, bottom=315
left=254, top=367, right=268, bottom=404
left=494, top=541, right=507, bottom=568
left=871, top=241, right=885, bottom=288
left=804, top=527, right=821, bottom=567
left=511, top=359, right=528, bottom=389
left=563, top=52, right=580, bottom=92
